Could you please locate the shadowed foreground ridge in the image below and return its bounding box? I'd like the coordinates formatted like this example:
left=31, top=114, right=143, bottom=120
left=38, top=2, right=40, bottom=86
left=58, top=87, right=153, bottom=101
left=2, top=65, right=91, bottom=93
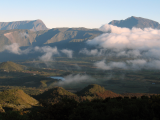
left=0, top=85, right=160, bottom=120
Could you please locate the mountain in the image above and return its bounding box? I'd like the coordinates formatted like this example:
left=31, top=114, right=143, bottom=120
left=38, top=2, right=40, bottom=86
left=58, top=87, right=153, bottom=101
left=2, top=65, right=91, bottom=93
left=0, top=61, right=25, bottom=71
left=76, top=84, right=121, bottom=98
left=34, top=27, right=102, bottom=45
left=0, top=29, right=38, bottom=52
left=0, top=27, right=102, bottom=52
left=0, top=19, right=48, bottom=31
left=0, top=89, right=39, bottom=110
left=109, top=16, right=160, bottom=29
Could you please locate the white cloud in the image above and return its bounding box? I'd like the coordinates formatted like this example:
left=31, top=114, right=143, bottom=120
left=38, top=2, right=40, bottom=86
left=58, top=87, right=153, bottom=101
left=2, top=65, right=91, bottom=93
left=4, top=43, right=31, bottom=55
left=99, top=24, right=131, bottom=34
left=61, top=49, right=73, bottom=58
left=94, top=59, right=160, bottom=70
left=35, top=46, right=59, bottom=61
left=19, top=32, right=29, bottom=38
left=79, top=48, right=104, bottom=56
left=94, top=60, right=127, bottom=70
left=86, top=24, right=160, bottom=70
left=87, top=24, right=160, bottom=51
left=54, top=74, right=95, bottom=87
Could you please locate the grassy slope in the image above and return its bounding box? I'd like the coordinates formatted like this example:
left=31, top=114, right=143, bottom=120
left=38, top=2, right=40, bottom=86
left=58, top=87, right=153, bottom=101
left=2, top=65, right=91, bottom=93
left=76, top=84, right=122, bottom=99
left=0, top=61, right=25, bottom=71
left=0, top=89, right=38, bottom=106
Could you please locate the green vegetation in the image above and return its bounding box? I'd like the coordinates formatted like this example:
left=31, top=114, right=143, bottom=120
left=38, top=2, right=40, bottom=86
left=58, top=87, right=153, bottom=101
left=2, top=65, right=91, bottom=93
left=1, top=95, right=160, bottom=120
left=76, top=84, right=106, bottom=96
left=1, top=58, right=160, bottom=94
left=0, top=89, right=39, bottom=110
left=0, top=83, right=159, bottom=120
left=0, top=61, right=25, bottom=71
left=35, top=87, right=78, bottom=105
left=1, top=58, right=160, bottom=119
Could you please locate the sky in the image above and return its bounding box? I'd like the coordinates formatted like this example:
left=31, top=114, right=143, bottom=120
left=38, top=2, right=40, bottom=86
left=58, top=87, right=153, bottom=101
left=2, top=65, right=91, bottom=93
left=0, top=0, right=160, bottom=29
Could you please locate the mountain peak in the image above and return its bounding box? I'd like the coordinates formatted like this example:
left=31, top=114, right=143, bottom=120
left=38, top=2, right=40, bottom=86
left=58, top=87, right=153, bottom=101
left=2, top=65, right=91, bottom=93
left=109, top=16, right=160, bottom=29
left=0, top=19, right=48, bottom=31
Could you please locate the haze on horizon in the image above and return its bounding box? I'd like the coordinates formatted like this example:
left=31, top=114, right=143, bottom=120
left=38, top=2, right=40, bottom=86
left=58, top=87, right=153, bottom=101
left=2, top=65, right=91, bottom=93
left=0, top=0, right=160, bottom=29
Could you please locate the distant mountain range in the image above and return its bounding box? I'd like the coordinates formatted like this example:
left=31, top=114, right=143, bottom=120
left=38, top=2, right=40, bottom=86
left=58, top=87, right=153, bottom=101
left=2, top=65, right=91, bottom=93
left=109, top=16, right=160, bottom=29
left=0, top=16, right=160, bottom=61
left=0, top=19, right=48, bottom=31
left=0, top=28, right=102, bottom=52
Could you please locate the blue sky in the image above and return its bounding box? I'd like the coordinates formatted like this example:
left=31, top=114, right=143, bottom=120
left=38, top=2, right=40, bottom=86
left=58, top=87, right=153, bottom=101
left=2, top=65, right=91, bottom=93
left=0, top=0, right=160, bottom=28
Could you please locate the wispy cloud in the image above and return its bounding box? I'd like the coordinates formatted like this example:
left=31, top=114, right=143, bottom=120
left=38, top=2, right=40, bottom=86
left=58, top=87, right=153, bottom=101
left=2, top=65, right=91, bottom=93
left=79, top=48, right=104, bottom=56
left=54, top=74, right=96, bottom=88
left=4, top=43, right=31, bottom=55
left=35, top=46, right=59, bottom=61
left=61, top=49, right=73, bottom=58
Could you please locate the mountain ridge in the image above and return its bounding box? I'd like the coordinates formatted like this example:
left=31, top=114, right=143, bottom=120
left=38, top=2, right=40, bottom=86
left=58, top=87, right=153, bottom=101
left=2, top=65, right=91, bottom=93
left=109, top=16, right=160, bottom=29
left=0, top=27, right=102, bottom=52
left=0, top=19, right=48, bottom=31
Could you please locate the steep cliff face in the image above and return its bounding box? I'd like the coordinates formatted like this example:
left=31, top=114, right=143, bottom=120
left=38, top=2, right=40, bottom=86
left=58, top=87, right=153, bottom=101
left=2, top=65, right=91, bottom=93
left=109, top=16, right=160, bottom=29
left=0, top=19, right=48, bottom=31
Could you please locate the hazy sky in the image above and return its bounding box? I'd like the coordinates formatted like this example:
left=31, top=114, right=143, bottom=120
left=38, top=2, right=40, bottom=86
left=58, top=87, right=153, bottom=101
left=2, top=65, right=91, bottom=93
left=1, top=0, right=159, bottom=29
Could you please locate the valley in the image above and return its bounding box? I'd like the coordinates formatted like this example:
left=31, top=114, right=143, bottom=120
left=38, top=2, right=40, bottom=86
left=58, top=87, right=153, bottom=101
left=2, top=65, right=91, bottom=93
left=0, top=15, right=160, bottom=119
left=0, top=57, right=160, bottom=95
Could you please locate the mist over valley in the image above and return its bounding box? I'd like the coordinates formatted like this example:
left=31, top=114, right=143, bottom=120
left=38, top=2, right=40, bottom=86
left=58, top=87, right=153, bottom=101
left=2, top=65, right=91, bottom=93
left=1, top=16, right=160, bottom=119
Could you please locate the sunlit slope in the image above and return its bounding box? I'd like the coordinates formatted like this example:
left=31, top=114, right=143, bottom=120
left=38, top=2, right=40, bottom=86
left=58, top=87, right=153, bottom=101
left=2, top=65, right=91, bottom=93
left=0, top=61, right=25, bottom=71
left=76, top=84, right=121, bottom=98
left=0, top=19, right=48, bottom=31
left=0, top=89, right=38, bottom=107
left=36, top=87, right=78, bottom=104
left=37, top=86, right=76, bottom=99
left=0, top=27, right=102, bottom=52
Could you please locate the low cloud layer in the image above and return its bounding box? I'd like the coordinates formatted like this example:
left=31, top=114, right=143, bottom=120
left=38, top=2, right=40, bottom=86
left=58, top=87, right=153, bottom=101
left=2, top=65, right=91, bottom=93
left=4, top=43, right=31, bottom=55
left=94, top=59, right=160, bottom=70
left=61, top=49, right=73, bottom=58
left=87, top=24, right=160, bottom=70
left=87, top=24, right=160, bottom=51
left=4, top=43, right=74, bottom=62
left=94, top=60, right=127, bottom=70
left=79, top=48, right=104, bottom=56
left=35, top=46, right=59, bottom=61
left=19, top=32, right=29, bottom=38
left=54, top=74, right=96, bottom=87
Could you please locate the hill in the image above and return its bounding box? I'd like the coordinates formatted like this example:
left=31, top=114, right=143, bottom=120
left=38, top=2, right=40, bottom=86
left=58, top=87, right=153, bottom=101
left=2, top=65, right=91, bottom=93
left=76, top=84, right=121, bottom=98
left=0, top=61, right=25, bottom=71
left=36, top=87, right=78, bottom=104
left=0, top=19, right=48, bottom=31
left=0, top=89, right=39, bottom=110
left=109, top=16, right=160, bottom=29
